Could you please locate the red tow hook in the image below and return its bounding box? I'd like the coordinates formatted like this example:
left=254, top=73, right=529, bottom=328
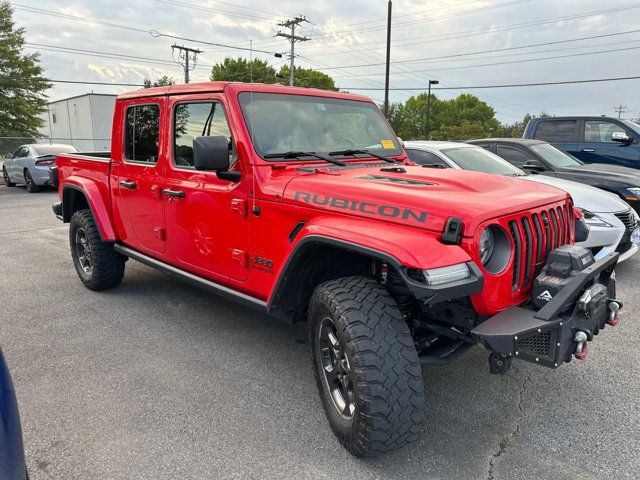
left=607, top=302, right=621, bottom=326
left=574, top=331, right=589, bottom=360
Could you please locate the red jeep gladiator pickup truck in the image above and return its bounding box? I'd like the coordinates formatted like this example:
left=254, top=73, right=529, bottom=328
left=51, top=82, right=622, bottom=457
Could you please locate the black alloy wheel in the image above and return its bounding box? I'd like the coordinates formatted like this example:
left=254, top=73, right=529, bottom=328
left=74, top=227, right=93, bottom=276
left=318, top=316, right=355, bottom=418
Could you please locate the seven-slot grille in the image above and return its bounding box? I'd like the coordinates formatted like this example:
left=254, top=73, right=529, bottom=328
left=507, top=203, right=573, bottom=292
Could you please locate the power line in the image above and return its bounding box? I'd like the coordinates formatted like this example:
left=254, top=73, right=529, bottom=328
left=149, top=31, right=284, bottom=57
left=276, top=16, right=311, bottom=86
left=341, top=75, right=640, bottom=91
left=301, top=4, right=640, bottom=54
left=312, top=28, right=640, bottom=71
left=0, top=77, right=145, bottom=86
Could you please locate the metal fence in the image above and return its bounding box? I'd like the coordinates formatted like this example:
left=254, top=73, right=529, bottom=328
left=0, top=137, right=111, bottom=159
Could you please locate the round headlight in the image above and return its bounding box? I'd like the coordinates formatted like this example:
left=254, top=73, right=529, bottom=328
left=479, top=228, right=494, bottom=265
left=478, top=225, right=512, bottom=274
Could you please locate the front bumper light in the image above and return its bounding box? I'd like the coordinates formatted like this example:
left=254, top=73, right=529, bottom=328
left=578, top=208, right=613, bottom=227
left=626, top=187, right=640, bottom=200
left=423, top=263, right=471, bottom=286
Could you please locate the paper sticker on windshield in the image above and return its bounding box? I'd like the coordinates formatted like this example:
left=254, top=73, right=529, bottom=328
left=381, top=139, right=395, bottom=149
left=315, top=103, right=327, bottom=111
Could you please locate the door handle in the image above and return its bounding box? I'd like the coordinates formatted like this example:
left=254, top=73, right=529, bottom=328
left=581, top=148, right=595, bottom=152
left=163, top=188, right=185, bottom=199
left=119, top=180, right=137, bottom=189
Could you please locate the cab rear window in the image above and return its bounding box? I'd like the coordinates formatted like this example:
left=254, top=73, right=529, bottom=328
left=533, top=120, right=577, bottom=142
left=125, top=104, right=160, bottom=164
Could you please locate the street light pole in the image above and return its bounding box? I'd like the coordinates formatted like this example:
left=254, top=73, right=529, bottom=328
left=425, top=79, right=439, bottom=139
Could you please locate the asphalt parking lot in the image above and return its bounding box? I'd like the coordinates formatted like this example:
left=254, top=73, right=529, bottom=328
left=1, top=184, right=639, bottom=480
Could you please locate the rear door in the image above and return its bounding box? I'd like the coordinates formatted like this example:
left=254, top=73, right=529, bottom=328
left=578, top=119, right=640, bottom=168
left=8, top=147, right=28, bottom=180
left=530, top=119, right=579, bottom=157
left=162, top=95, right=249, bottom=282
left=111, top=98, right=167, bottom=254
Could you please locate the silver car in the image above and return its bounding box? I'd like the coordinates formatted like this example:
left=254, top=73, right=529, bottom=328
left=404, top=141, right=640, bottom=262
left=3, top=143, right=78, bottom=192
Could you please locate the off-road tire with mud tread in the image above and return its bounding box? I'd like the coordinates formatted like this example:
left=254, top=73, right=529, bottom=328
left=309, top=276, right=425, bottom=457
left=70, top=209, right=125, bottom=290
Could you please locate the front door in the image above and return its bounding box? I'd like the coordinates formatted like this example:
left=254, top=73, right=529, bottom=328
left=577, top=119, right=640, bottom=168
left=162, top=96, right=249, bottom=282
left=111, top=99, right=167, bottom=254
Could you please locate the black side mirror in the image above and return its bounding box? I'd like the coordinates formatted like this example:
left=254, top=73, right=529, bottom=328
left=522, top=160, right=545, bottom=173
left=193, top=136, right=230, bottom=171
left=4, top=153, right=13, bottom=159
left=611, top=131, right=632, bottom=145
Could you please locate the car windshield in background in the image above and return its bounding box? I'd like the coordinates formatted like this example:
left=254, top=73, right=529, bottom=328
left=34, top=145, right=78, bottom=156
left=530, top=143, right=581, bottom=167
left=620, top=119, right=640, bottom=137
left=442, top=146, right=525, bottom=175
left=238, top=92, right=402, bottom=159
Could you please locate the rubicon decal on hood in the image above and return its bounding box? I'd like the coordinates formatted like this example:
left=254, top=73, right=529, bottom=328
left=293, top=191, right=428, bottom=224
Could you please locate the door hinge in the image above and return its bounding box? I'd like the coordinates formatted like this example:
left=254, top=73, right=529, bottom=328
left=231, top=198, right=247, bottom=217
left=231, top=249, right=248, bottom=267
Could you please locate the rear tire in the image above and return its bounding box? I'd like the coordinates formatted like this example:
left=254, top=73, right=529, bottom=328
left=24, top=169, right=40, bottom=192
left=309, top=276, right=425, bottom=457
left=69, top=209, right=125, bottom=290
left=3, top=167, right=15, bottom=187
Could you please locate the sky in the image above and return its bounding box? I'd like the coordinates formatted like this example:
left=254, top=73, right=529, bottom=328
left=10, top=0, right=640, bottom=123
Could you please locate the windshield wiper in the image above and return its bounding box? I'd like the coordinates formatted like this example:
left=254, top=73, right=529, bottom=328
left=263, top=151, right=346, bottom=166
left=328, top=149, right=396, bottom=163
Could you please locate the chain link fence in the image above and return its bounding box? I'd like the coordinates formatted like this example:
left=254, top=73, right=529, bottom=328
left=0, top=137, right=111, bottom=160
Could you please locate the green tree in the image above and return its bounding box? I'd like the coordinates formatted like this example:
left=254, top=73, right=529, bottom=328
left=497, top=112, right=553, bottom=138
left=210, top=57, right=277, bottom=84
left=387, top=93, right=501, bottom=141
left=0, top=1, right=51, bottom=137
left=277, top=66, right=337, bottom=90
left=143, top=75, right=175, bottom=88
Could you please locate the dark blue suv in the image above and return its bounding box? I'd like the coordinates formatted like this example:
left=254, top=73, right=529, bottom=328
left=524, top=116, right=640, bottom=169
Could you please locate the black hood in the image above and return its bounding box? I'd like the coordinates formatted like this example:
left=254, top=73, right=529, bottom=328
left=559, top=164, right=640, bottom=185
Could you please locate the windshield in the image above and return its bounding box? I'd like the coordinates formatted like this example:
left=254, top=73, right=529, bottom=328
left=34, top=145, right=78, bottom=156
left=530, top=143, right=581, bottom=167
left=442, top=146, right=526, bottom=175
left=620, top=119, right=640, bottom=136
left=238, top=92, right=402, bottom=159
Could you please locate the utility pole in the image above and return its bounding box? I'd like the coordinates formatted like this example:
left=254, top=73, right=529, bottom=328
left=171, top=44, right=203, bottom=84
left=425, top=80, right=439, bottom=139
left=383, top=1, right=392, bottom=118
left=276, top=16, right=310, bottom=86
left=614, top=104, right=627, bottom=118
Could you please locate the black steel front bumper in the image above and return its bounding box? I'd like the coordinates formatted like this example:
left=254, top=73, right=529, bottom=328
left=471, top=252, right=619, bottom=368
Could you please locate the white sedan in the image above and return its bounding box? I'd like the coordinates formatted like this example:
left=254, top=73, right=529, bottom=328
left=404, top=141, right=640, bottom=262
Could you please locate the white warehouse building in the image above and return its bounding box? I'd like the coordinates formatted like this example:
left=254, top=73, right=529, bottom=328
left=39, top=93, right=116, bottom=151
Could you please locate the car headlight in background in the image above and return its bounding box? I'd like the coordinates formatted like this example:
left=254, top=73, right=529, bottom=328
left=578, top=208, right=613, bottom=227
left=479, top=228, right=494, bottom=265
left=479, top=225, right=512, bottom=274
left=626, top=187, right=640, bottom=201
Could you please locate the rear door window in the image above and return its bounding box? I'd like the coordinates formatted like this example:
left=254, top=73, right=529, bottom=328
left=533, top=120, right=577, bottom=142
left=124, top=104, right=160, bottom=164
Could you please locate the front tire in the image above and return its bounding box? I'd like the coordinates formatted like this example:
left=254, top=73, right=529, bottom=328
left=309, top=276, right=425, bottom=457
left=3, top=167, right=15, bottom=187
left=24, top=169, right=40, bottom=192
left=69, top=209, right=125, bottom=290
